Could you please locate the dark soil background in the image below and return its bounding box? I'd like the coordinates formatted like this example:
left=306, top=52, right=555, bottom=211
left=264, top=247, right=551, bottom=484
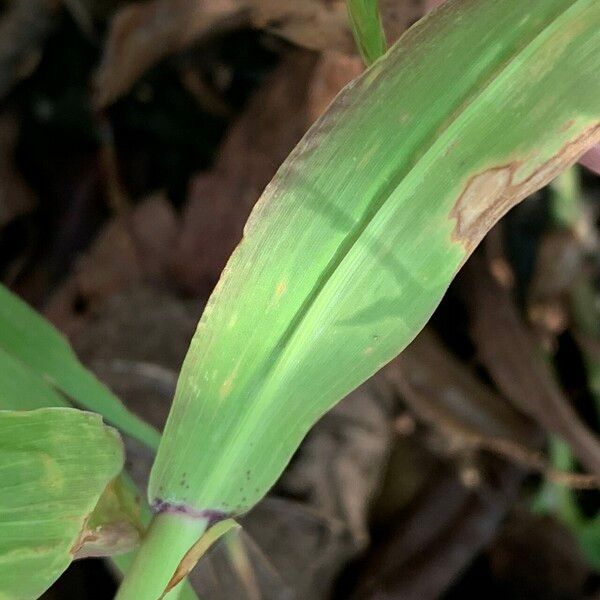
left=1, top=1, right=599, bottom=598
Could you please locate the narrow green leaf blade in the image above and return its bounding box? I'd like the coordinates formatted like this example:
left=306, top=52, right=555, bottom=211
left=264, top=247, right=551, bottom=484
left=346, top=0, right=387, bottom=65
left=150, top=0, right=600, bottom=520
left=0, top=408, right=124, bottom=599
left=0, top=285, right=160, bottom=449
left=0, top=347, right=69, bottom=411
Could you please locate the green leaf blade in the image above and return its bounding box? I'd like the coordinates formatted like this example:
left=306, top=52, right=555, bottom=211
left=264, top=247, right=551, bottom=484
left=150, top=0, right=600, bottom=518
left=0, top=347, right=70, bottom=411
left=346, top=0, right=387, bottom=65
left=0, top=408, right=124, bottom=599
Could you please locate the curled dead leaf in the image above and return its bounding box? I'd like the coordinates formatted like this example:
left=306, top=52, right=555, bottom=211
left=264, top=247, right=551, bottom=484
left=162, top=519, right=238, bottom=596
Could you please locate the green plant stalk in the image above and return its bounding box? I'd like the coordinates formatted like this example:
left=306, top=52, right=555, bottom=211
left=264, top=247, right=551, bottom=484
left=114, top=513, right=209, bottom=600
left=550, top=166, right=583, bottom=228
left=534, top=437, right=600, bottom=570
left=120, top=1, right=600, bottom=595
left=111, top=479, right=235, bottom=600
left=114, top=519, right=236, bottom=600
left=532, top=436, right=580, bottom=522
left=346, top=0, right=387, bottom=65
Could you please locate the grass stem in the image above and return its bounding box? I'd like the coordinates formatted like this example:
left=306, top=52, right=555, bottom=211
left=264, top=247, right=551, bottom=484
left=115, top=512, right=208, bottom=600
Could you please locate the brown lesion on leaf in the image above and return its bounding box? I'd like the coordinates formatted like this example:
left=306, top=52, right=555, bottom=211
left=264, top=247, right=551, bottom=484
left=559, top=119, right=575, bottom=133
left=450, top=164, right=517, bottom=254
left=275, top=279, right=287, bottom=298
left=450, top=122, right=600, bottom=258
left=40, top=452, right=65, bottom=492
left=219, top=363, right=239, bottom=399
